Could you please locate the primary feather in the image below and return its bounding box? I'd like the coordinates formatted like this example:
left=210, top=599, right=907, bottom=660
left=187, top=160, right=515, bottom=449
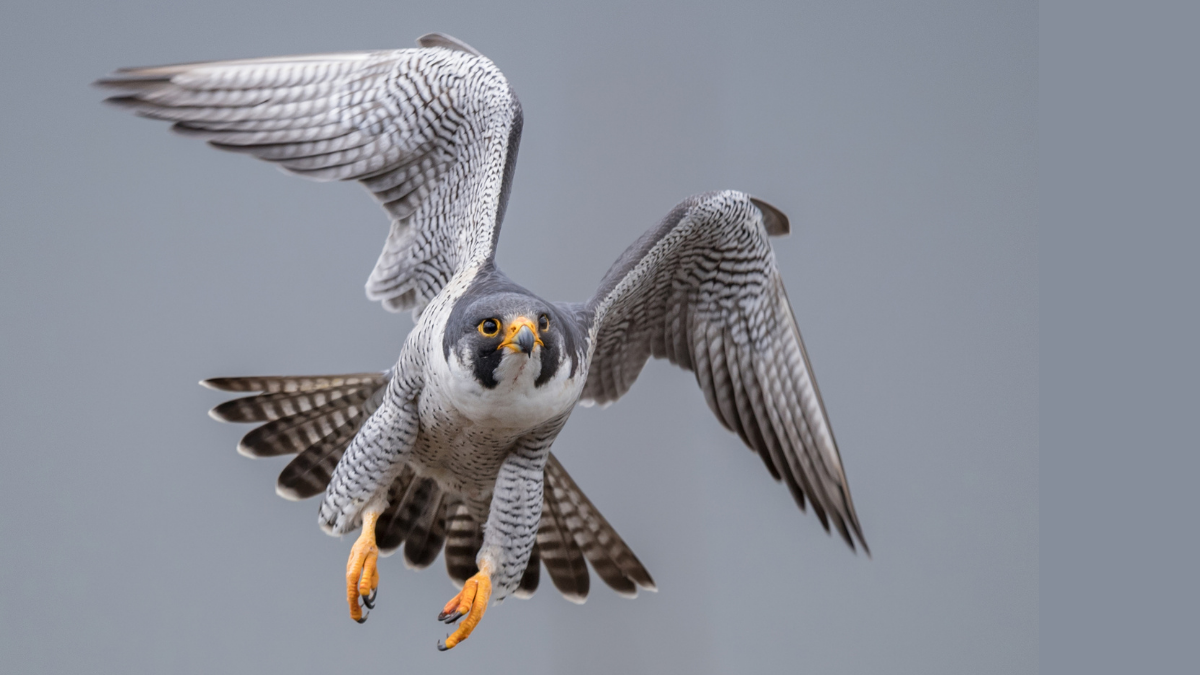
left=582, top=192, right=867, bottom=552
left=100, top=36, right=522, bottom=316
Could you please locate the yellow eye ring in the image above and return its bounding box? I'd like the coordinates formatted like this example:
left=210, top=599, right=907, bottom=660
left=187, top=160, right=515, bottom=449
left=538, top=314, right=550, bottom=332
left=478, top=318, right=500, bottom=337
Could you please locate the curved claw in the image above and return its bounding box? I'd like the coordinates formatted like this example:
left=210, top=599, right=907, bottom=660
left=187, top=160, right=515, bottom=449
left=346, top=511, right=381, bottom=624
left=438, top=608, right=464, bottom=624
left=436, top=563, right=492, bottom=651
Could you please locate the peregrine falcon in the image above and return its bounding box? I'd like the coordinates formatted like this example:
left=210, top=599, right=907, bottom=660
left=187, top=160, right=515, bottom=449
left=98, top=33, right=868, bottom=650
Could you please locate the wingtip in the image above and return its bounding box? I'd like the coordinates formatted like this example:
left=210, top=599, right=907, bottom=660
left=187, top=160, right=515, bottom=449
left=749, top=197, right=790, bottom=236
left=100, top=95, right=145, bottom=110
left=416, top=33, right=483, bottom=57
left=93, top=74, right=143, bottom=90
left=840, top=528, right=871, bottom=558
left=94, top=68, right=176, bottom=91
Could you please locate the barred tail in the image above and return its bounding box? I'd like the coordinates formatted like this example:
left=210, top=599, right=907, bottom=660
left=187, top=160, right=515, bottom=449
left=374, top=464, right=448, bottom=569
left=201, top=371, right=391, bottom=500
left=386, top=453, right=654, bottom=603
left=203, top=373, right=653, bottom=600
left=204, top=370, right=448, bottom=566
left=419, top=453, right=654, bottom=603
left=539, top=453, right=656, bottom=599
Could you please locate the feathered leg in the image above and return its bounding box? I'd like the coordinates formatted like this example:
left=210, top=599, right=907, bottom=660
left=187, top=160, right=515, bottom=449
left=318, top=377, right=421, bottom=623
left=437, top=426, right=556, bottom=651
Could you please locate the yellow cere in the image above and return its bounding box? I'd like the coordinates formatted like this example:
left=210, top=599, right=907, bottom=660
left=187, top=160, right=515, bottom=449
left=497, top=316, right=545, bottom=352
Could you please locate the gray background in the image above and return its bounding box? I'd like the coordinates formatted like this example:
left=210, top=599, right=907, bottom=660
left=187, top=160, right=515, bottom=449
left=0, top=2, right=1036, bottom=673
left=1040, top=2, right=1199, bottom=673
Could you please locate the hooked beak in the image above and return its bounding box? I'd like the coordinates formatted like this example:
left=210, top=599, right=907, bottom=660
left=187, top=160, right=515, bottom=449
left=498, top=317, right=543, bottom=356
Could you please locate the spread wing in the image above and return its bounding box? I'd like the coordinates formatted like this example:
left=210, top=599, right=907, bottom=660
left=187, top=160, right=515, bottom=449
left=580, top=191, right=868, bottom=552
left=98, top=33, right=522, bottom=315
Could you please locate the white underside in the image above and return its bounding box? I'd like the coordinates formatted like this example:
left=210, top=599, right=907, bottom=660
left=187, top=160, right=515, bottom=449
left=441, top=346, right=580, bottom=431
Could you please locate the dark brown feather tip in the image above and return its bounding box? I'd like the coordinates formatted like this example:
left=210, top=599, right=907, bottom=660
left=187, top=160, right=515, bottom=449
left=750, top=197, right=790, bottom=236
left=416, top=33, right=483, bottom=57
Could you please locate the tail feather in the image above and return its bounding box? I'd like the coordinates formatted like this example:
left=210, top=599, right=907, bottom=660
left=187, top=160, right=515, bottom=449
left=203, top=371, right=389, bottom=499
left=209, top=385, right=372, bottom=423
left=202, top=371, right=653, bottom=601
left=443, top=502, right=483, bottom=586
left=544, top=454, right=656, bottom=595
left=237, top=396, right=370, bottom=458
left=373, top=472, right=450, bottom=569
left=441, top=500, right=540, bottom=597
left=375, top=465, right=418, bottom=554
left=376, top=473, right=436, bottom=557
left=201, top=373, right=386, bottom=394
left=403, top=487, right=447, bottom=569
left=275, top=421, right=360, bottom=500
left=547, top=473, right=633, bottom=596
left=536, top=480, right=591, bottom=603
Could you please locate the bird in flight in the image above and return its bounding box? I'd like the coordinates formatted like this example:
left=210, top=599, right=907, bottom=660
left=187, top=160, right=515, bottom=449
left=99, top=32, right=867, bottom=650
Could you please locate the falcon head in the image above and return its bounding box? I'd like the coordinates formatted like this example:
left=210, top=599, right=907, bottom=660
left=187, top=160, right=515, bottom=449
left=445, top=292, right=569, bottom=391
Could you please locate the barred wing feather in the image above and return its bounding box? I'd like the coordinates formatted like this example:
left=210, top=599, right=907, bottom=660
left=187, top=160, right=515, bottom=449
left=98, top=33, right=522, bottom=316
left=582, top=191, right=868, bottom=552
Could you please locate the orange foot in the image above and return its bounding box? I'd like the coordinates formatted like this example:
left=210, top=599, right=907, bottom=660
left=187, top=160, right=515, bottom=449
left=346, top=510, right=380, bottom=623
left=436, top=561, right=492, bottom=651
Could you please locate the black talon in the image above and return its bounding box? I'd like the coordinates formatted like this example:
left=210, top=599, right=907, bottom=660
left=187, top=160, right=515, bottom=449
left=437, top=639, right=449, bottom=652
left=362, top=589, right=376, bottom=610
left=355, top=612, right=369, bottom=624
left=438, top=609, right=463, bottom=624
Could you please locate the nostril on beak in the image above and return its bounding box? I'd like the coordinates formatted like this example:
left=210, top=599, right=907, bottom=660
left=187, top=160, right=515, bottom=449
left=515, top=325, right=536, bottom=355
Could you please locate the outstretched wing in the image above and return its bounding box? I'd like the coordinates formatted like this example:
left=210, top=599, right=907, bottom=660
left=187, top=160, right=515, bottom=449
left=98, top=33, right=522, bottom=315
left=580, top=191, right=868, bottom=552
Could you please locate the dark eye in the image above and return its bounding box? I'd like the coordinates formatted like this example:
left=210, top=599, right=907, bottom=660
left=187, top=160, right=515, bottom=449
left=538, top=314, right=550, bottom=332
left=478, top=319, right=500, bottom=337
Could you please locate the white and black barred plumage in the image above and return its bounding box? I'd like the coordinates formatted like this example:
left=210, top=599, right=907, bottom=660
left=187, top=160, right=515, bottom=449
left=101, top=32, right=865, bottom=614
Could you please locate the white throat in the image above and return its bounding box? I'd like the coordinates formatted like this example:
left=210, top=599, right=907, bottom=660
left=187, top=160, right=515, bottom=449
left=443, top=347, right=578, bottom=430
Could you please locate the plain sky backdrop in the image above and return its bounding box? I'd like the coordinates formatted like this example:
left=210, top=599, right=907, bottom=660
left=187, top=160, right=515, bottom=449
left=0, top=2, right=1036, bottom=673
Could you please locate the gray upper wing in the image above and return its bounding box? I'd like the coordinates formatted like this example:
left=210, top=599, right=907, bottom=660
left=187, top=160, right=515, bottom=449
left=98, top=34, right=522, bottom=316
left=580, top=191, right=867, bottom=552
